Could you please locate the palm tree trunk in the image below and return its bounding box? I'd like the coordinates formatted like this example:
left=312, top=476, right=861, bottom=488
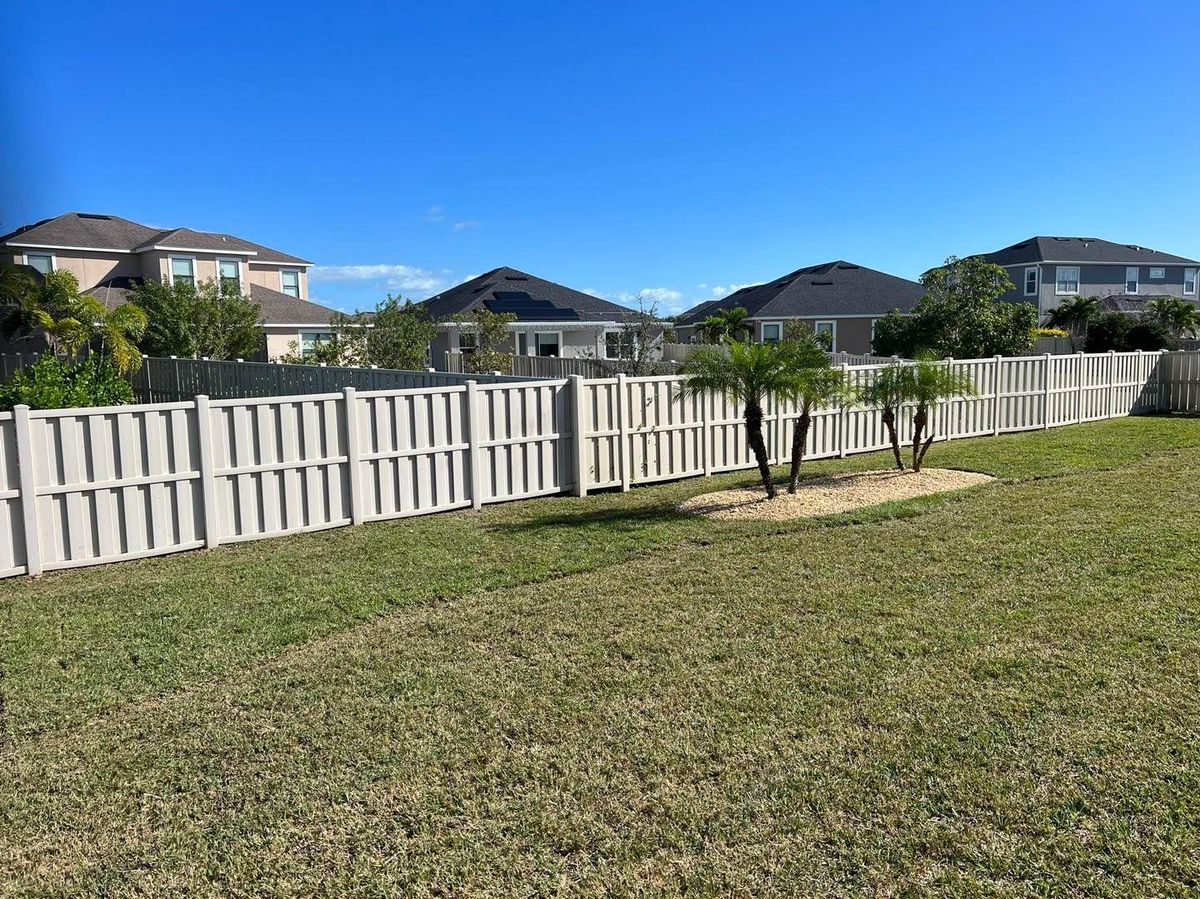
left=911, top=404, right=936, bottom=472
left=882, top=406, right=904, bottom=471
left=744, top=401, right=777, bottom=498
left=787, top=407, right=812, bottom=494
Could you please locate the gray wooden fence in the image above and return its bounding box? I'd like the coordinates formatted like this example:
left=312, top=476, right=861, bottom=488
left=0, top=350, right=1189, bottom=580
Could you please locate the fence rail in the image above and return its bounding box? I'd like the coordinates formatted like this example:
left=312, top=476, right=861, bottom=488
left=0, top=350, right=1191, bottom=579
left=444, top=351, right=681, bottom=379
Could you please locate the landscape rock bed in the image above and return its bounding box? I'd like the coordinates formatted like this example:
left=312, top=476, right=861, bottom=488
left=678, top=468, right=995, bottom=522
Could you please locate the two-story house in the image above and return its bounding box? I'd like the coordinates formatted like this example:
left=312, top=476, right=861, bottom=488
left=0, top=212, right=344, bottom=359
left=673, top=261, right=925, bottom=354
left=974, top=236, right=1200, bottom=319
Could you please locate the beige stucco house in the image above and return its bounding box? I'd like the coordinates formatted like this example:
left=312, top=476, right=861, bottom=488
left=1, top=212, right=344, bottom=360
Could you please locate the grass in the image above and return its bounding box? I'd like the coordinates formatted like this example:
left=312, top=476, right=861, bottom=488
left=2, top=416, right=1200, bottom=894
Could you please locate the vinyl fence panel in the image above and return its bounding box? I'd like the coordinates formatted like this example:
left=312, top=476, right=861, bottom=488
left=0, top=351, right=1195, bottom=579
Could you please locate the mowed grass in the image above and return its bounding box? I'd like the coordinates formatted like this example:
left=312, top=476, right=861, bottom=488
left=2, top=416, right=1200, bottom=894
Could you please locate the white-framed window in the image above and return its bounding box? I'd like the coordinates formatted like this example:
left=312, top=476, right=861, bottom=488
left=1185, top=268, right=1197, bottom=296
left=1055, top=266, right=1080, bottom=295
left=24, top=252, right=54, bottom=274
left=280, top=269, right=301, bottom=298
left=299, top=331, right=335, bottom=356
left=458, top=331, right=478, bottom=353
left=535, top=332, right=560, bottom=357
left=1024, top=266, right=1038, bottom=297
left=814, top=320, right=836, bottom=352
left=169, top=256, right=196, bottom=288
left=760, top=322, right=782, bottom=344
left=1149, top=267, right=1166, bottom=280
left=605, top=330, right=635, bottom=360
left=1125, top=267, right=1139, bottom=294
left=218, top=258, right=241, bottom=293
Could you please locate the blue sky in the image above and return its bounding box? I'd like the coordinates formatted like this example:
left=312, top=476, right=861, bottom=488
left=3, top=0, right=1199, bottom=316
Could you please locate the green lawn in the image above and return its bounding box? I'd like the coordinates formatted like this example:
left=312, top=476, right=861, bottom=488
left=3, top=416, right=1200, bottom=895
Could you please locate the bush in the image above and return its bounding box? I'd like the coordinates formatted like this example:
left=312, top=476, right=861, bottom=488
left=0, top=355, right=134, bottom=411
left=1084, top=313, right=1175, bottom=353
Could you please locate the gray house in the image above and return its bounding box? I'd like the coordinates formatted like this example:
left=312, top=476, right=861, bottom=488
left=419, top=267, right=654, bottom=364
left=975, top=236, right=1199, bottom=319
left=673, top=261, right=924, bottom=354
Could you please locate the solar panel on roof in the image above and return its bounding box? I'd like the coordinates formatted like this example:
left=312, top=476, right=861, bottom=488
left=484, top=293, right=581, bottom=321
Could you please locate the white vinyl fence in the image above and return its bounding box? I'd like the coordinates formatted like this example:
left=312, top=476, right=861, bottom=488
left=0, top=350, right=1187, bottom=579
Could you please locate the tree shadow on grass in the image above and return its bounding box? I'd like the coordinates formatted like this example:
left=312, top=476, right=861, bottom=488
left=492, top=502, right=689, bottom=534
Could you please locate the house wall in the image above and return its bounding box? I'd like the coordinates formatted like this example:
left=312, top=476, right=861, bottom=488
left=6, top=248, right=142, bottom=288
left=1002, top=263, right=1198, bottom=316
left=249, top=263, right=308, bottom=300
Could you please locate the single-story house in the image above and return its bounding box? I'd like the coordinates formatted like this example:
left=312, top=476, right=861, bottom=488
left=418, top=267, right=660, bottom=364
left=674, top=261, right=924, bottom=354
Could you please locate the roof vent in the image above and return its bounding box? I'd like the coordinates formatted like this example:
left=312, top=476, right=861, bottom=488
left=1127, top=245, right=1141, bottom=251
left=810, top=280, right=834, bottom=286
left=77, top=213, right=112, bottom=220
left=835, top=264, right=860, bottom=270
left=504, top=275, right=529, bottom=281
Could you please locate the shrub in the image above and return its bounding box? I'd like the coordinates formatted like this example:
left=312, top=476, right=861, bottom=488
left=1084, top=313, right=1175, bottom=352
left=0, top=355, right=133, bottom=411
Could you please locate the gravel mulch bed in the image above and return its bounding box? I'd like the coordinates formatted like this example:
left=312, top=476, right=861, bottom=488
left=678, top=468, right=995, bottom=521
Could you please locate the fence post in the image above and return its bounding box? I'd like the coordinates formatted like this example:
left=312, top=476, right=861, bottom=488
left=194, top=394, right=220, bottom=549
left=774, top=392, right=786, bottom=464
left=838, top=362, right=850, bottom=458
left=617, top=372, right=631, bottom=491
left=1107, top=350, right=1116, bottom=418
left=1075, top=352, right=1085, bottom=423
left=342, top=387, right=364, bottom=524
left=991, top=355, right=1003, bottom=435
left=700, top=387, right=712, bottom=476
left=13, top=405, right=42, bottom=576
left=569, top=375, right=588, bottom=496
left=465, top=380, right=484, bottom=510
left=1042, top=352, right=1053, bottom=428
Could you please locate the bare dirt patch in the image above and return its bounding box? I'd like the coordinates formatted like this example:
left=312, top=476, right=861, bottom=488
left=678, top=468, right=995, bottom=522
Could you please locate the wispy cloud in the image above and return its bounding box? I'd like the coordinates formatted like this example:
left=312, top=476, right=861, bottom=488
left=310, top=264, right=447, bottom=293
left=707, top=282, right=762, bottom=299
left=424, top=205, right=446, bottom=222
left=452, top=220, right=481, bottom=232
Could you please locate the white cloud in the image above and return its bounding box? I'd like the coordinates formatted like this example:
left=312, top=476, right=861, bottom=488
left=708, top=282, right=762, bottom=299
left=310, top=264, right=446, bottom=293
left=452, top=220, right=481, bottom=232
left=424, top=205, right=446, bottom=222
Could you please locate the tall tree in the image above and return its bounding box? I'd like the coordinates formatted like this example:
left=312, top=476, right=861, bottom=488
left=334, top=296, right=438, bottom=369
left=679, top=341, right=794, bottom=498
left=873, top=256, right=1037, bottom=358
left=131, top=277, right=263, bottom=360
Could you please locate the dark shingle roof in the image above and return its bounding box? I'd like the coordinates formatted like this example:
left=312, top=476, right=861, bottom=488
left=0, top=212, right=312, bottom=265
left=980, top=237, right=1200, bottom=267
left=676, top=261, right=923, bottom=326
left=417, top=267, right=635, bottom=322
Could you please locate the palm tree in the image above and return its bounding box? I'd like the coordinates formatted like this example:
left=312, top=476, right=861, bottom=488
left=697, top=306, right=752, bottom=344
left=1045, top=295, right=1099, bottom=348
left=861, top=355, right=974, bottom=472
left=679, top=340, right=793, bottom=498
left=777, top=335, right=856, bottom=493
left=1146, top=296, right=1200, bottom=339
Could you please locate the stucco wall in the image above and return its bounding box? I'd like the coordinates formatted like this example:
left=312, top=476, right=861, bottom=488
left=249, top=264, right=308, bottom=299
left=1002, top=263, right=1198, bottom=315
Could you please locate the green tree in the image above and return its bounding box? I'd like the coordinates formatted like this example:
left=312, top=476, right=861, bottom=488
left=697, top=306, right=752, bottom=343
left=1146, top=296, right=1200, bottom=339
left=679, top=341, right=794, bottom=499
left=778, top=331, right=856, bottom=493
left=130, top=278, right=263, bottom=360
left=1084, top=312, right=1174, bottom=352
left=334, top=296, right=438, bottom=370
left=861, top=355, right=974, bottom=472
left=873, top=256, right=1037, bottom=358
left=275, top=335, right=352, bottom=366
left=1044, top=295, right=1100, bottom=348
left=452, top=308, right=516, bottom=373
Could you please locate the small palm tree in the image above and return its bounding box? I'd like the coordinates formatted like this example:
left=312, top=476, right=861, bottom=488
left=697, top=306, right=752, bottom=344
left=1146, top=296, right=1200, bottom=339
left=777, top=336, right=856, bottom=493
left=1045, top=295, right=1099, bottom=348
left=861, top=356, right=974, bottom=472
left=679, top=340, right=793, bottom=498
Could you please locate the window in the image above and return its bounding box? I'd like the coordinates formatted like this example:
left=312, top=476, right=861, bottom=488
left=170, top=256, right=195, bottom=287
left=535, top=332, right=560, bottom=357
left=24, top=253, right=53, bottom=274
left=760, top=322, right=782, bottom=344
left=1055, top=266, right=1080, bottom=295
left=1149, top=267, right=1165, bottom=280
left=218, top=258, right=241, bottom=293
left=280, top=269, right=301, bottom=298
left=1125, top=267, right=1139, bottom=294
left=459, top=331, right=477, bottom=353
left=1023, top=266, right=1038, bottom=297
left=515, top=332, right=528, bottom=355
left=299, top=332, right=335, bottom=356
left=605, top=330, right=635, bottom=359
left=814, top=320, right=836, bottom=352
left=870, top=318, right=879, bottom=344
left=1186, top=268, right=1197, bottom=296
